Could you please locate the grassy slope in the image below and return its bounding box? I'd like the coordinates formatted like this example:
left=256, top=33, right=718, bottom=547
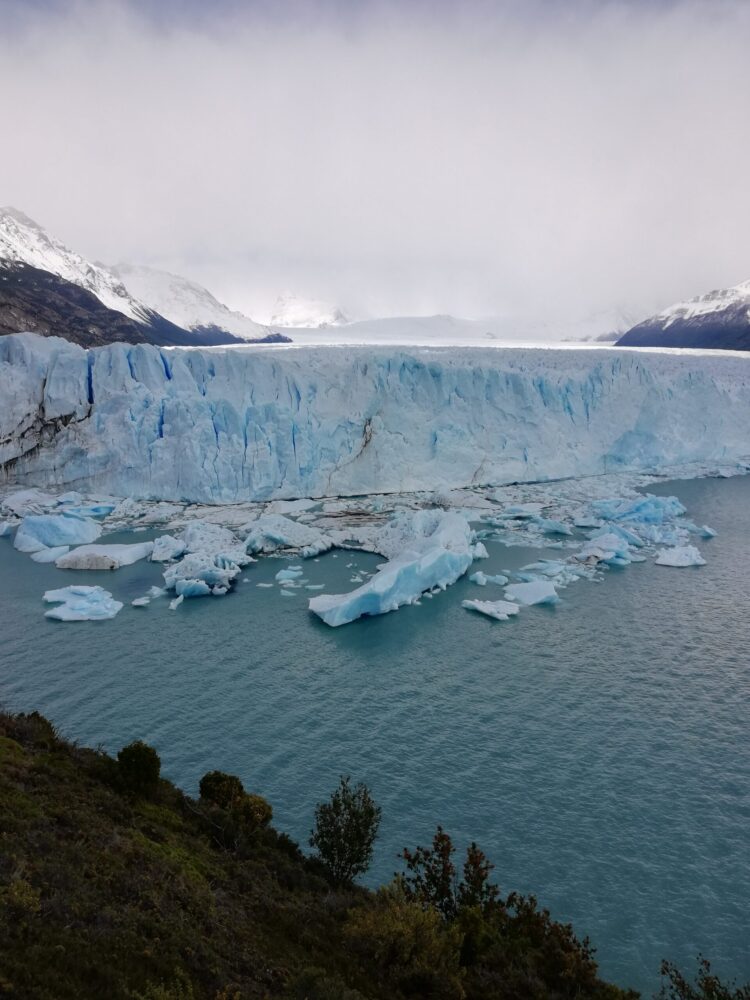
left=0, top=711, right=636, bottom=1000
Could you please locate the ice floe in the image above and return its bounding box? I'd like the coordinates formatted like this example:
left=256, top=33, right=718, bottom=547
left=504, top=580, right=559, bottom=606
left=43, top=585, right=123, bottom=622
left=14, top=513, right=101, bottom=554
left=309, top=510, right=474, bottom=626
left=55, top=541, right=154, bottom=570
left=655, top=545, right=706, bottom=567
left=462, top=599, right=520, bottom=621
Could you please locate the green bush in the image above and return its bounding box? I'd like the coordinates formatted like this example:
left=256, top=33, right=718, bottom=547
left=344, top=884, right=465, bottom=999
left=117, top=740, right=161, bottom=797
left=310, top=776, right=381, bottom=885
left=199, top=770, right=245, bottom=810
left=237, top=792, right=273, bottom=829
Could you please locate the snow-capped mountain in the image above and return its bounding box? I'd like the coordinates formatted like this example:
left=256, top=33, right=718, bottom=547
left=0, top=207, right=150, bottom=323
left=0, top=208, right=287, bottom=348
left=112, top=263, right=272, bottom=342
left=617, top=279, right=750, bottom=351
left=270, top=293, right=350, bottom=328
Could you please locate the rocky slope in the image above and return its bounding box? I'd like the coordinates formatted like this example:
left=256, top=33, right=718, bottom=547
left=617, top=279, right=750, bottom=350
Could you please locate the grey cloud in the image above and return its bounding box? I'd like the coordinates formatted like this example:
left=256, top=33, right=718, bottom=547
left=2, top=0, right=749, bottom=329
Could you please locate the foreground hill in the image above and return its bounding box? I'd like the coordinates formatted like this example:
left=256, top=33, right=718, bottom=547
left=0, top=710, right=636, bottom=1000
left=617, top=279, right=750, bottom=351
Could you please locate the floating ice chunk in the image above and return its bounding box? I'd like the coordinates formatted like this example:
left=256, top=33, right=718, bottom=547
left=470, top=571, right=510, bottom=586
left=504, top=580, right=559, bottom=606
left=55, top=541, right=154, bottom=570
left=175, top=578, right=212, bottom=597
left=148, top=585, right=167, bottom=598
left=699, top=525, right=717, bottom=538
left=280, top=589, right=295, bottom=597
left=503, top=503, right=544, bottom=519
left=309, top=510, right=473, bottom=626
left=43, top=585, right=123, bottom=622
left=169, top=595, right=184, bottom=610
left=256, top=582, right=274, bottom=588
left=182, top=521, right=238, bottom=553
left=14, top=513, right=102, bottom=553
left=1, top=489, right=59, bottom=517
left=462, top=599, right=520, bottom=621
left=655, top=545, right=706, bottom=567
left=575, top=533, right=633, bottom=566
left=589, top=523, right=643, bottom=547
left=533, top=517, right=572, bottom=536
left=244, top=514, right=334, bottom=557
left=150, top=534, right=187, bottom=562
left=306, top=583, right=325, bottom=590
left=470, top=542, right=490, bottom=559
left=31, top=545, right=70, bottom=563
left=131, top=597, right=151, bottom=607
left=163, top=551, right=245, bottom=595
left=0, top=521, right=13, bottom=537
left=275, top=567, right=304, bottom=582
left=592, top=495, right=686, bottom=525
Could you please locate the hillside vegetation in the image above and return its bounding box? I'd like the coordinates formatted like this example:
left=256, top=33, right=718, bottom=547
left=0, top=710, right=728, bottom=1000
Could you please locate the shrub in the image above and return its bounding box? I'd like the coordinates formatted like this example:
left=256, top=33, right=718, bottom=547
left=344, top=884, right=465, bottom=999
left=117, top=740, right=161, bottom=797
left=310, top=776, right=381, bottom=885
left=659, top=958, right=750, bottom=1000
left=238, top=792, right=273, bottom=829
left=199, top=770, right=245, bottom=809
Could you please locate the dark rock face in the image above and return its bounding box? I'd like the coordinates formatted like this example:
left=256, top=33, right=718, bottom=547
left=0, top=262, right=251, bottom=349
left=0, top=262, right=151, bottom=347
left=617, top=303, right=750, bottom=351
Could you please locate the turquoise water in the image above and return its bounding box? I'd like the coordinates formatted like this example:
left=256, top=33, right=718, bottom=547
left=1, top=475, right=749, bottom=995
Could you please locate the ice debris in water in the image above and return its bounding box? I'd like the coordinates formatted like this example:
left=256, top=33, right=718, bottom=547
left=655, top=545, right=706, bottom=567
left=31, top=545, right=70, bottom=563
left=462, top=599, right=520, bottom=621
left=244, top=515, right=333, bottom=557
left=150, top=534, right=187, bottom=562
left=55, top=542, right=154, bottom=570
left=309, top=510, right=474, bottom=626
left=14, top=513, right=101, bottom=554
left=43, top=585, right=123, bottom=622
left=470, top=571, right=510, bottom=586
left=504, top=580, right=559, bottom=606
left=275, top=567, right=304, bottom=582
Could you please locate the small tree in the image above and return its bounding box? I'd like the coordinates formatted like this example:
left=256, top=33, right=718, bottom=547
left=659, top=958, right=750, bottom=1000
left=310, top=776, right=381, bottom=884
left=117, top=740, right=161, bottom=797
left=400, top=828, right=499, bottom=920
left=400, top=826, right=458, bottom=919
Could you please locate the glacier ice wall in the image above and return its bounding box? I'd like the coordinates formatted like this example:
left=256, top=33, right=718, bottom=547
left=2, top=333, right=750, bottom=503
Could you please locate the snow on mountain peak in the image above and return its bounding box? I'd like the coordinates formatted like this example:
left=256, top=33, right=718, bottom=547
left=0, top=206, right=149, bottom=323
left=111, top=264, right=269, bottom=341
left=658, top=278, right=750, bottom=328
left=270, top=292, right=350, bottom=328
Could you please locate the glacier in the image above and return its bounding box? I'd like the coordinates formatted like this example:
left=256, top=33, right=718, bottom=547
left=2, top=333, right=750, bottom=504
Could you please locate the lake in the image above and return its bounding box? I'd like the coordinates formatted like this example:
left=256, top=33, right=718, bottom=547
left=1, top=474, right=749, bottom=995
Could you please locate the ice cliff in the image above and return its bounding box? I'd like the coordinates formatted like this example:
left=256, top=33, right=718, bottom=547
left=2, top=333, right=750, bottom=504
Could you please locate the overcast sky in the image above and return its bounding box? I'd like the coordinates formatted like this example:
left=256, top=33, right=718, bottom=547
left=2, top=0, right=749, bottom=328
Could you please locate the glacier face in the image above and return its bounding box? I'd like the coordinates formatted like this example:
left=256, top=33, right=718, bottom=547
left=1, top=333, right=750, bottom=504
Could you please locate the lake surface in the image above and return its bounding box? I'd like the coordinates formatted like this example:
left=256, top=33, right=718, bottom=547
left=2, top=475, right=749, bottom=995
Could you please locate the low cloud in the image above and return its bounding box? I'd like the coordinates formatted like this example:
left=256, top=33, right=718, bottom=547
left=2, top=0, right=749, bottom=328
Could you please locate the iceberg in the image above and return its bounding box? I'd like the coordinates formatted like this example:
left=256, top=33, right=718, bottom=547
left=470, top=571, right=509, bottom=586
left=150, top=534, right=187, bottom=562
left=13, top=512, right=101, bottom=553
left=55, top=541, right=154, bottom=570
left=655, top=545, right=706, bottom=567
left=504, top=580, right=559, bottom=606
left=4, top=333, right=750, bottom=504
left=30, top=545, right=70, bottom=563
left=244, top=515, right=333, bottom=557
left=43, top=585, right=123, bottom=621
left=309, top=510, right=473, bottom=626
left=462, top=598, right=520, bottom=621
left=275, top=567, right=304, bottom=582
